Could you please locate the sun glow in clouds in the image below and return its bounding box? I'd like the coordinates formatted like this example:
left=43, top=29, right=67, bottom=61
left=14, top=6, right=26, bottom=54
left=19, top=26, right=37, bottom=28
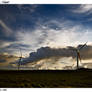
left=0, top=5, right=92, bottom=69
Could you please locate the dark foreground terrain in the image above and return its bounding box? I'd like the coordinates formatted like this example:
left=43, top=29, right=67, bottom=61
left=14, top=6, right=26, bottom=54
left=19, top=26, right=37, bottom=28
left=0, top=69, right=92, bottom=88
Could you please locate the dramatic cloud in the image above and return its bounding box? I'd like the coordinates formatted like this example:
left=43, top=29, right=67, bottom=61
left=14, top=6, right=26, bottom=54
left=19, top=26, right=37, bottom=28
left=17, top=44, right=91, bottom=65
left=8, top=44, right=91, bottom=70
left=16, top=21, right=91, bottom=52
left=78, top=45, right=92, bottom=60
left=0, top=5, right=92, bottom=69
left=1, top=5, right=92, bottom=57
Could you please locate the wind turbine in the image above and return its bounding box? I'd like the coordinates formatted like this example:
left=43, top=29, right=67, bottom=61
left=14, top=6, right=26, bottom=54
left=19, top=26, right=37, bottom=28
left=18, top=48, right=22, bottom=70
left=75, top=42, right=87, bottom=69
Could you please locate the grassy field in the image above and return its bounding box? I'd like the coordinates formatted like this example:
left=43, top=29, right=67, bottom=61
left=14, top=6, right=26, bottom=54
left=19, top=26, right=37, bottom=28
left=0, top=69, right=92, bottom=88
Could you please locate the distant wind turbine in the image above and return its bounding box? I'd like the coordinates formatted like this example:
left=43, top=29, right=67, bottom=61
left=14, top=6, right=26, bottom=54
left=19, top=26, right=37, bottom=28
left=18, top=48, right=22, bottom=70
left=75, top=42, right=87, bottom=69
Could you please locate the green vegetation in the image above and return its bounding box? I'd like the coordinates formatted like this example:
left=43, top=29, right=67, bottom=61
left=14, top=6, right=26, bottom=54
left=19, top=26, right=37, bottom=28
left=0, top=70, right=92, bottom=88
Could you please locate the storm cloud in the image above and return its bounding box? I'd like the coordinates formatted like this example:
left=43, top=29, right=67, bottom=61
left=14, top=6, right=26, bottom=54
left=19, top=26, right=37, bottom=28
left=20, top=44, right=92, bottom=65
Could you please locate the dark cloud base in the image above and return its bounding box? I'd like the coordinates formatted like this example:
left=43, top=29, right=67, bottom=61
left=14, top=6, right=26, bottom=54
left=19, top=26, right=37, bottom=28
left=20, top=44, right=92, bottom=65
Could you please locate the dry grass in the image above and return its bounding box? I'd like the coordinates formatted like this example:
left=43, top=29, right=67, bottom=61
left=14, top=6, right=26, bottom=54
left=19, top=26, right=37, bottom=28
left=0, top=69, right=92, bottom=88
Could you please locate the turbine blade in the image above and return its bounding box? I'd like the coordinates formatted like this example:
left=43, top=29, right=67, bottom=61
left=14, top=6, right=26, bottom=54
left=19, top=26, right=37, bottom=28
left=19, top=48, right=22, bottom=58
left=79, top=42, right=87, bottom=50
left=18, top=48, right=22, bottom=70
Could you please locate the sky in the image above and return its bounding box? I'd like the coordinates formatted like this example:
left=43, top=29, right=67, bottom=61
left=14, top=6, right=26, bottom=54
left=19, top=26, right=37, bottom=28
left=0, top=4, right=92, bottom=70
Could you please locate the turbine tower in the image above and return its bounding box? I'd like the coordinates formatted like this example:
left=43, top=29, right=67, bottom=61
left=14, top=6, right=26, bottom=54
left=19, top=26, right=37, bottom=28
left=76, top=42, right=87, bottom=69
left=18, top=48, right=22, bottom=70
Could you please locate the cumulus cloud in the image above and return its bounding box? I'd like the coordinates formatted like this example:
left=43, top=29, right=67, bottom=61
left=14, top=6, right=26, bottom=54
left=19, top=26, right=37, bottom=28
left=28, top=46, right=75, bottom=62
left=10, top=43, right=92, bottom=69
left=9, top=43, right=92, bottom=70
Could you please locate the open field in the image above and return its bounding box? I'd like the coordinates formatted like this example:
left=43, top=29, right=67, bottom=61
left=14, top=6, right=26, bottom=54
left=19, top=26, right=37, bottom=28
left=0, top=69, right=92, bottom=88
